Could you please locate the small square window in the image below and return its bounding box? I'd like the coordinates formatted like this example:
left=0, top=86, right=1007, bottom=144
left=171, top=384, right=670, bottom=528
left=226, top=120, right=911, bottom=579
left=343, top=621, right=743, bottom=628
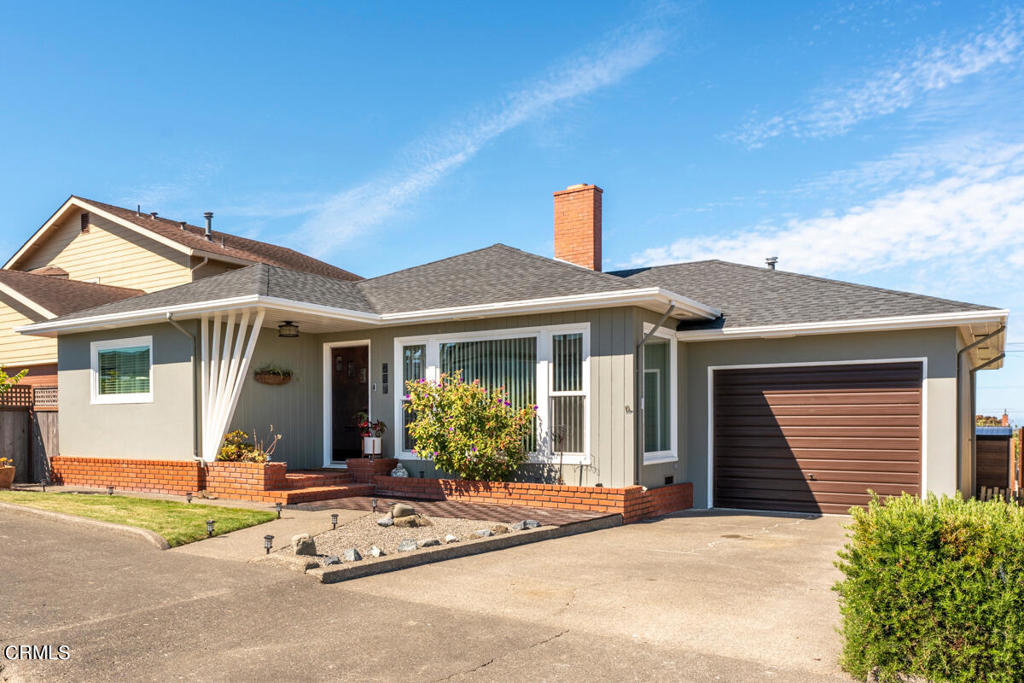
left=91, top=336, right=153, bottom=404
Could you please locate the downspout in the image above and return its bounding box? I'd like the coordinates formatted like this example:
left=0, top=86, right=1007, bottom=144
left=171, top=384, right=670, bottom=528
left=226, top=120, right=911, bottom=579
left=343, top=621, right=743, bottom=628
left=955, top=325, right=1005, bottom=495
left=969, top=352, right=1006, bottom=497
left=634, top=305, right=675, bottom=486
left=166, top=312, right=201, bottom=460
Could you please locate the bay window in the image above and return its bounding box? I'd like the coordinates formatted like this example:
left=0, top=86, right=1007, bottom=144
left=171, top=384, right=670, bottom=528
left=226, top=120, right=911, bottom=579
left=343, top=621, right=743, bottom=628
left=394, top=324, right=589, bottom=463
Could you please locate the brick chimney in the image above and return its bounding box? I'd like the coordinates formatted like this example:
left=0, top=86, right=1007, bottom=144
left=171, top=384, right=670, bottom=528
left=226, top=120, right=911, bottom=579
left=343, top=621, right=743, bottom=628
left=553, top=183, right=602, bottom=271
left=1002, top=410, right=1010, bottom=427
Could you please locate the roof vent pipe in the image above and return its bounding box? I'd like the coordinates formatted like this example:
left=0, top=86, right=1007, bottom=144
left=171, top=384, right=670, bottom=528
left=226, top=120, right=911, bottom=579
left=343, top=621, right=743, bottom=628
left=203, top=212, right=213, bottom=240
left=150, top=212, right=158, bottom=220
left=179, top=221, right=187, bottom=230
left=136, top=205, right=141, bottom=216
left=765, top=256, right=778, bottom=270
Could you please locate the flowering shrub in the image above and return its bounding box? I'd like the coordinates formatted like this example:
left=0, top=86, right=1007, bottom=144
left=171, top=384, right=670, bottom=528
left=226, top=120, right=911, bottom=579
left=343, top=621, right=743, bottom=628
left=403, top=371, right=536, bottom=481
left=216, top=426, right=282, bottom=463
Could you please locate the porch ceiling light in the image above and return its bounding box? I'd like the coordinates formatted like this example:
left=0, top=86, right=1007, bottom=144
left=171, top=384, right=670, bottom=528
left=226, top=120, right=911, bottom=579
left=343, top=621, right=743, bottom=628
left=278, top=321, right=299, bottom=338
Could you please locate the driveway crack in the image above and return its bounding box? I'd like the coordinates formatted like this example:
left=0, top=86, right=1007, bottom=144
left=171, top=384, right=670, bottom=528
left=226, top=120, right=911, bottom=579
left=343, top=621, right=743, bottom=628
left=434, top=629, right=570, bottom=681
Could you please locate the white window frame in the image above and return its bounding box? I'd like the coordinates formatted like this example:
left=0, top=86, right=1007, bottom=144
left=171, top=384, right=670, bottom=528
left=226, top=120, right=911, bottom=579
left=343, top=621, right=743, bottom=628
left=321, top=339, right=372, bottom=469
left=393, top=322, right=591, bottom=465
left=642, top=325, right=678, bottom=465
left=90, top=335, right=154, bottom=405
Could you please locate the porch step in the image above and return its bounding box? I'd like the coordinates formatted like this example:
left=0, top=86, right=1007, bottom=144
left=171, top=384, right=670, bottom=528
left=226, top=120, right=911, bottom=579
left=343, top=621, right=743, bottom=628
left=279, top=470, right=353, bottom=490
left=264, top=483, right=375, bottom=505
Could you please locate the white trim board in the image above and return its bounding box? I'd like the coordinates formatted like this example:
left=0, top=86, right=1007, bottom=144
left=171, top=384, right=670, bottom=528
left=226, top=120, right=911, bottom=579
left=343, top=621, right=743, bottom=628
left=322, top=339, right=371, bottom=469
left=704, top=357, right=929, bottom=510
left=641, top=325, right=678, bottom=465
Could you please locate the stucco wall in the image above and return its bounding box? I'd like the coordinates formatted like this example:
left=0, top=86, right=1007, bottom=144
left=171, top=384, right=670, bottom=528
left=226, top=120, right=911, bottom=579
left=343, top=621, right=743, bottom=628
left=58, top=322, right=197, bottom=460
left=680, top=327, right=962, bottom=508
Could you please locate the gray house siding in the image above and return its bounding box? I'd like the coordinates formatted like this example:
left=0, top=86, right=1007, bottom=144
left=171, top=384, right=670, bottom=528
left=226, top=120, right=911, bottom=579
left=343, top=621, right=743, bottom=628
left=681, top=327, right=963, bottom=509
left=58, top=322, right=197, bottom=461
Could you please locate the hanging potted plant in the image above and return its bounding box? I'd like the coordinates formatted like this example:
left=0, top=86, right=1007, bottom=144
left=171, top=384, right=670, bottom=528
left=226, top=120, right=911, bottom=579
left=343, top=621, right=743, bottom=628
left=356, top=412, right=386, bottom=459
left=254, top=363, right=293, bottom=386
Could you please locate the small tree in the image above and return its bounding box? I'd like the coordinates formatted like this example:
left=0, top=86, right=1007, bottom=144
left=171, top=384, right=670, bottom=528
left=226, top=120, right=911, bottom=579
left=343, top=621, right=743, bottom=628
left=0, top=365, right=27, bottom=396
left=403, top=371, right=536, bottom=481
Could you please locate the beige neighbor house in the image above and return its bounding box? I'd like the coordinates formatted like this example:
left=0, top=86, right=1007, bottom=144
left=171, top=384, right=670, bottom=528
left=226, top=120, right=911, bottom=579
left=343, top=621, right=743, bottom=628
left=0, top=195, right=359, bottom=391
left=20, top=185, right=1008, bottom=514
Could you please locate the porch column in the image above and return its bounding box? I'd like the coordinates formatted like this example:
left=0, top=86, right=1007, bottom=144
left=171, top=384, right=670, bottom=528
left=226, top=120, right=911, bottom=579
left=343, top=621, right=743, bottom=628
left=199, top=309, right=266, bottom=461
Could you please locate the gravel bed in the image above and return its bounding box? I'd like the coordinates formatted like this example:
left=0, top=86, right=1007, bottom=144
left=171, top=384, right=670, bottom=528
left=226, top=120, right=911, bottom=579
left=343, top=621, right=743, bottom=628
left=291, top=512, right=509, bottom=564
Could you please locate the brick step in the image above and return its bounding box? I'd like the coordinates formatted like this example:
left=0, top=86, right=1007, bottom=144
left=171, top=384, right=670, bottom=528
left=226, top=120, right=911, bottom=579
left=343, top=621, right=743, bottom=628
left=278, top=471, right=353, bottom=489
left=263, top=483, right=375, bottom=505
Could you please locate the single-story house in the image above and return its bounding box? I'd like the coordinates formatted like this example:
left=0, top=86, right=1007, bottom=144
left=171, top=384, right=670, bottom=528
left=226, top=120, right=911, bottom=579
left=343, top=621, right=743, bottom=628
left=20, top=184, right=1008, bottom=513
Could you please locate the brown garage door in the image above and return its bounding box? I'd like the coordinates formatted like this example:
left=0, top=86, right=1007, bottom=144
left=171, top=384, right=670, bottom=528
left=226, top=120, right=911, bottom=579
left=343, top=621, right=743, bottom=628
left=713, top=361, right=922, bottom=514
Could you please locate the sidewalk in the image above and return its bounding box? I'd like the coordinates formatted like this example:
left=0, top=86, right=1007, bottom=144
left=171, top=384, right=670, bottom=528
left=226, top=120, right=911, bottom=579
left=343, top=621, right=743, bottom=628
left=171, top=507, right=367, bottom=562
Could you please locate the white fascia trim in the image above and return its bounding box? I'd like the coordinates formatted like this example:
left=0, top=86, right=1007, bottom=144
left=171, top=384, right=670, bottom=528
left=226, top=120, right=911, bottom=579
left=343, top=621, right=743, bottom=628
left=0, top=283, right=56, bottom=319
left=678, top=309, right=1010, bottom=342
left=378, top=287, right=719, bottom=324
left=18, top=287, right=720, bottom=337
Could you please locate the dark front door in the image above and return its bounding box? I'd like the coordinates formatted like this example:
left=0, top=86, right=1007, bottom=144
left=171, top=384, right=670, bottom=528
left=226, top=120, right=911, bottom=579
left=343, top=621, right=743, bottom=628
left=332, top=345, right=369, bottom=463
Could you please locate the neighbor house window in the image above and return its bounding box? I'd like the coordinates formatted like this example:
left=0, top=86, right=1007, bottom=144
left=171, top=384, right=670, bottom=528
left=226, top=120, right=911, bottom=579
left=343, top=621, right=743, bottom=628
left=642, top=330, right=677, bottom=463
left=395, top=324, right=590, bottom=464
left=90, top=336, right=154, bottom=404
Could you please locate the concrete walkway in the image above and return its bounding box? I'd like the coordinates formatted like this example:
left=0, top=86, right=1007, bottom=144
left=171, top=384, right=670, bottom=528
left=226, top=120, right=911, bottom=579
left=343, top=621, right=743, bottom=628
left=172, top=507, right=367, bottom=562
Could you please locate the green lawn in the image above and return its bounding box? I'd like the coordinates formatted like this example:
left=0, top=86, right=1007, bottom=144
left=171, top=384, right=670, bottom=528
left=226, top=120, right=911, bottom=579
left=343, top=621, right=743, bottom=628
left=0, top=490, right=276, bottom=547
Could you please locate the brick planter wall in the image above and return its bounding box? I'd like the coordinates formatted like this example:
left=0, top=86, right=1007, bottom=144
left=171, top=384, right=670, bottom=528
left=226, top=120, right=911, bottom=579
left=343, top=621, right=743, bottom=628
left=49, top=456, right=202, bottom=495
left=372, top=476, right=692, bottom=522
left=204, top=462, right=287, bottom=502
left=345, top=458, right=399, bottom=484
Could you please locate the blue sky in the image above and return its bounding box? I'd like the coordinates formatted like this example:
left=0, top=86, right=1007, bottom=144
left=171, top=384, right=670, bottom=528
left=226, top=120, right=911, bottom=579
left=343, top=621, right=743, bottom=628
left=1, top=1, right=1022, bottom=418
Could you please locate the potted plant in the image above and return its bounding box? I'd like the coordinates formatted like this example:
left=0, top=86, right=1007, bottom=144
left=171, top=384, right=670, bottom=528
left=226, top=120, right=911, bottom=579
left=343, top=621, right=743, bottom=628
left=0, top=457, right=13, bottom=489
left=356, top=412, right=386, bottom=459
left=253, top=364, right=293, bottom=386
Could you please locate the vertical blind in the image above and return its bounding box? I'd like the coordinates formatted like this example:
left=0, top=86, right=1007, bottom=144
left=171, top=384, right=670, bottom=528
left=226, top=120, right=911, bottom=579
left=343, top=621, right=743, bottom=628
left=98, top=345, right=150, bottom=395
left=439, top=337, right=537, bottom=409
left=401, top=344, right=426, bottom=450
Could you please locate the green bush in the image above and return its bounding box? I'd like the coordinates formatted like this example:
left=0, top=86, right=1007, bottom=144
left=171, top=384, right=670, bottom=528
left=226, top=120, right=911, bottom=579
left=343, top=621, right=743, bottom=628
left=403, top=371, right=536, bottom=481
left=834, top=493, right=1024, bottom=682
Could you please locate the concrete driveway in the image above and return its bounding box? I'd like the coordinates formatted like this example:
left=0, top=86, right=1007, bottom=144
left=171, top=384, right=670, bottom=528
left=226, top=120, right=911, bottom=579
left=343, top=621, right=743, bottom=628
left=0, top=507, right=851, bottom=682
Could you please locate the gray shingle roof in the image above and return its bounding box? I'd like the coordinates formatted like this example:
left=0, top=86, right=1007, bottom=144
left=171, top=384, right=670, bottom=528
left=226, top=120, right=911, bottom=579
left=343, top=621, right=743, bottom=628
left=608, top=260, right=997, bottom=330
left=0, top=270, right=143, bottom=317
left=34, top=247, right=1000, bottom=330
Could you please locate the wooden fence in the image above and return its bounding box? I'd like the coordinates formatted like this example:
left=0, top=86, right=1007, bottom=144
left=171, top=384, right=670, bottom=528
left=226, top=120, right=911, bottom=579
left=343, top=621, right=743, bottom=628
left=0, top=386, right=58, bottom=483
left=978, top=486, right=1024, bottom=505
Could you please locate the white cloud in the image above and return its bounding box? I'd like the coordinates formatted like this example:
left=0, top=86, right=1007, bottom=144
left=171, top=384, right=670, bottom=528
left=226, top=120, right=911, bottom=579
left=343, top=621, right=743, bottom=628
left=729, top=10, right=1024, bottom=148
left=293, top=20, right=671, bottom=256
left=628, top=139, right=1024, bottom=279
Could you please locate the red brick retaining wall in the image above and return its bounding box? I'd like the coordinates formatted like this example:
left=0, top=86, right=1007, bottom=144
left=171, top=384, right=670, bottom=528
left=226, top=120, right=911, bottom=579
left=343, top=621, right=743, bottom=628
left=204, top=462, right=287, bottom=502
left=49, top=456, right=202, bottom=495
left=372, top=476, right=692, bottom=523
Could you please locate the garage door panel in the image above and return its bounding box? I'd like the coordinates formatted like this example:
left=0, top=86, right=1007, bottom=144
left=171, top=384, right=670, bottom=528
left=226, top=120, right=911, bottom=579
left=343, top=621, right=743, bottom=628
left=716, top=466, right=921, bottom=485
left=715, top=435, right=920, bottom=450
left=719, top=391, right=922, bottom=406
left=715, top=414, right=920, bottom=428
left=713, top=362, right=923, bottom=514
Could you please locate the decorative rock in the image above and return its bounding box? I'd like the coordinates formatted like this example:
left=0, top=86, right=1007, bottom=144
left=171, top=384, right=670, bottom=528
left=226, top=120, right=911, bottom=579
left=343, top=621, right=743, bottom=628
left=323, top=555, right=342, bottom=566
left=512, top=520, right=542, bottom=531
left=391, top=502, right=416, bottom=518
left=393, top=514, right=432, bottom=528
left=417, top=538, right=441, bottom=548
left=343, top=548, right=362, bottom=562
left=370, top=545, right=385, bottom=557
left=473, top=529, right=493, bottom=538
left=489, top=524, right=510, bottom=536
left=444, top=534, right=459, bottom=544
left=291, top=533, right=317, bottom=556
left=391, top=462, right=409, bottom=477
left=397, top=539, right=418, bottom=552
left=376, top=516, right=394, bottom=527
